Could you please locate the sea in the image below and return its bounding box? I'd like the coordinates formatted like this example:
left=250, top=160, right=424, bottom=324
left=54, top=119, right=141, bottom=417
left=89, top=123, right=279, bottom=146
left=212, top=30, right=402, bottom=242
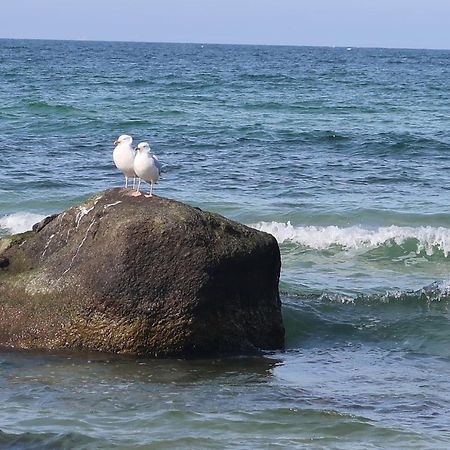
left=0, top=39, right=449, bottom=449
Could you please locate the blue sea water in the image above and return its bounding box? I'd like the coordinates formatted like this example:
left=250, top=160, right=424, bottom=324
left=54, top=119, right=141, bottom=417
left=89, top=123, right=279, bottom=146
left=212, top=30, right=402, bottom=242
left=1, top=39, right=450, bottom=448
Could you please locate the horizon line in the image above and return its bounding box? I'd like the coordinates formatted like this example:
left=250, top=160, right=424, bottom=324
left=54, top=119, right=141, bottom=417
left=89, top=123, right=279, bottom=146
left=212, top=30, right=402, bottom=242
left=0, top=36, right=449, bottom=52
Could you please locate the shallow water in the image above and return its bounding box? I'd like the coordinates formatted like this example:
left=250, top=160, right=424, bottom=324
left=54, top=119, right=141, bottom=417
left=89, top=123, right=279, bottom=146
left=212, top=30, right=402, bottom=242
left=1, top=39, right=450, bottom=448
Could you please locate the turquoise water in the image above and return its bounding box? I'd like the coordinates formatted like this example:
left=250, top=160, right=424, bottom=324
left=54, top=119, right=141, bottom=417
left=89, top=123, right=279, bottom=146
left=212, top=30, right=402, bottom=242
left=1, top=39, right=450, bottom=448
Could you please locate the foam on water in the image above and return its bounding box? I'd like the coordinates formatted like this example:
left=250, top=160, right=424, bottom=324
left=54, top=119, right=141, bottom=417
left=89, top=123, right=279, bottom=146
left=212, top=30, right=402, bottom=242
left=437, top=278, right=450, bottom=295
left=0, top=212, right=46, bottom=234
left=252, top=221, right=450, bottom=256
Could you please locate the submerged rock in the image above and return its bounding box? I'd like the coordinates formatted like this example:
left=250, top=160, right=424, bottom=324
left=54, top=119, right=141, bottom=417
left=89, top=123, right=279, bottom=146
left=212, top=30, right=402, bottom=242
left=0, top=189, right=284, bottom=357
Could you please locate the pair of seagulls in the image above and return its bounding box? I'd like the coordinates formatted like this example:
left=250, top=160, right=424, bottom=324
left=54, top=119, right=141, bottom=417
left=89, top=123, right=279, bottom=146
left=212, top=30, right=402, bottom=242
left=113, top=135, right=162, bottom=197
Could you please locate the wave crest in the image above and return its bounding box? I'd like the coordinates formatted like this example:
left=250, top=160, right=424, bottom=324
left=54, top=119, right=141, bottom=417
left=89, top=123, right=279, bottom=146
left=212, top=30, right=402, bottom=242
left=0, top=212, right=45, bottom=235
left=251, top=221, right=450, bottom=257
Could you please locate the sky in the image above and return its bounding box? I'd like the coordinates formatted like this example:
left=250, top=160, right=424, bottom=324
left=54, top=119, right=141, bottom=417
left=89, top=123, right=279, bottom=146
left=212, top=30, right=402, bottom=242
left=1, top=0, right=449, bottom=50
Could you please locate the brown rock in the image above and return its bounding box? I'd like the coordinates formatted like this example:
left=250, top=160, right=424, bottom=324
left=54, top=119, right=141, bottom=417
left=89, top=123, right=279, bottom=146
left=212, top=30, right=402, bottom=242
left=0, top=189, right=284, bottom=357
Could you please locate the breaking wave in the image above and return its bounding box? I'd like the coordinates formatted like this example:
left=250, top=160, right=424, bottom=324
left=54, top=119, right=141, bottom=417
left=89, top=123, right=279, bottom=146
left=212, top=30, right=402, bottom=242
left=0, top=212, right=45, bottom=235
left=282, top=280, right=450, bottom=356
left=252, top=221, right=450, bottom=257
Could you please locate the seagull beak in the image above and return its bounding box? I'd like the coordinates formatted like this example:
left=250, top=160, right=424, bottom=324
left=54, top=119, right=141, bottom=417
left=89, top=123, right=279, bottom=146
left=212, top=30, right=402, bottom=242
left=114, top=140, right=119, bottom=145
left=134, top=146, right=138, bottom=152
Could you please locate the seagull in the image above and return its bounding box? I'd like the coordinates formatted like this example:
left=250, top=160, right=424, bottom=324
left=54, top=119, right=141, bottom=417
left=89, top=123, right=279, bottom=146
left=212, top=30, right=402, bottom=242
left=133, top=142, right=162, bottom=197
left=113, top=134, right=136, bottom=188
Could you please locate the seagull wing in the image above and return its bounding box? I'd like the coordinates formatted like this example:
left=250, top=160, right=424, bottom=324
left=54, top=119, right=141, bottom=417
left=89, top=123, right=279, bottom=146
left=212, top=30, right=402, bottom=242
left=152, top=154, right=163, bottom=175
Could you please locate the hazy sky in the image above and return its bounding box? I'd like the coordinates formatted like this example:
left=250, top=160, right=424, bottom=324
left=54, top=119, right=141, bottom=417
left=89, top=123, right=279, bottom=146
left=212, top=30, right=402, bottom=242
left=1, top=0, right=449, bottom=49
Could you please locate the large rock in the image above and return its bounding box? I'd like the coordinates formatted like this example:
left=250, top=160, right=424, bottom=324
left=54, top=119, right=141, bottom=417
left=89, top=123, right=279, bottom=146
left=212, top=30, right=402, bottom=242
left=0, top=189, right=284, bottom=357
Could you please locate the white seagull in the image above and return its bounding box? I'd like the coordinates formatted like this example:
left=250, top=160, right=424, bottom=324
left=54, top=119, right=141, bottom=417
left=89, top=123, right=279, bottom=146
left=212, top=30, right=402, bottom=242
left=133, top=142, right=162, bottom=197
left=113, top=134, right=136, bottom=188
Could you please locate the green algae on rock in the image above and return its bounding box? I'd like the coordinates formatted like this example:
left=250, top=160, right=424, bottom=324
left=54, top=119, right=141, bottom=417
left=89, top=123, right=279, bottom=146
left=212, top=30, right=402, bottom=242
left=0, top=189, right=284, bottom=357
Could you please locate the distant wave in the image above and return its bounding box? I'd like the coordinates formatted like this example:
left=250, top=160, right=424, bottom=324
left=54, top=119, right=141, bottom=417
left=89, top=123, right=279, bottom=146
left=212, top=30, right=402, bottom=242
left=0, top=212, right=45, bottom=234
left=238, top=73, right=296, bottom=82
left=252, top=221, right=450, bottom=257
left=0, top=430, right=96, bottom=449
left=282, top=280, right=450, bottom=354
left=25, top=100, right=80, bottom=114
left=281, top=279, right=450, bottom=304
left=324, top=279, right=450, bottom=304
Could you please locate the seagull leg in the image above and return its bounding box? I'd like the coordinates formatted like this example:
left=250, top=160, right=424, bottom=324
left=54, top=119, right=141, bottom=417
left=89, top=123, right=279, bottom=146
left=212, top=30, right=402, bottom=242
left=145, top=182, right=153, bottom=198
left=125, top=176, right=128, bottom=189
left=132, top=177, right=136, bottom=189
left=131, top=178, right=142, bottom=196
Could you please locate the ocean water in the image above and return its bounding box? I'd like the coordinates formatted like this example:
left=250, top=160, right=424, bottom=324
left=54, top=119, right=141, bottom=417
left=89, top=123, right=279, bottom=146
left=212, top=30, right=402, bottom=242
left=1, top=39, right=450, bottom=448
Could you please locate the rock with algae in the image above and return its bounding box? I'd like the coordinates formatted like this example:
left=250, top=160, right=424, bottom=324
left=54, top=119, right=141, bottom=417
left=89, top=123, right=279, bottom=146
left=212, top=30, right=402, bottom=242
left=0, top=189, right=284, bottom=357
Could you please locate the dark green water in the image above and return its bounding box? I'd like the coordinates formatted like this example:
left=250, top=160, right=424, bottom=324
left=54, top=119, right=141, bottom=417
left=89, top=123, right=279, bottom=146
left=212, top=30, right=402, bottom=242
left=0, top=39, right=450, bottom=448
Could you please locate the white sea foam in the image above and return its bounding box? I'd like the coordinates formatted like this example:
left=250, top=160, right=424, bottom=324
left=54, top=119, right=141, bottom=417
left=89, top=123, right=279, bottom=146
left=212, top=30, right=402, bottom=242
left=437, top=278, right=450, bottom=295
left=0, top=212, right=46, bottom=234
left=251, top=221, right=450, bottom=256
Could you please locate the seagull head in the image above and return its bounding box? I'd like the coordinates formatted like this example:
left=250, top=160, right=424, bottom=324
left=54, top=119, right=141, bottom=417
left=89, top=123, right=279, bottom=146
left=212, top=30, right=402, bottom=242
left=114, top=134, right=133, bottom=146
left=135, top=142, right=151, bottom=154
